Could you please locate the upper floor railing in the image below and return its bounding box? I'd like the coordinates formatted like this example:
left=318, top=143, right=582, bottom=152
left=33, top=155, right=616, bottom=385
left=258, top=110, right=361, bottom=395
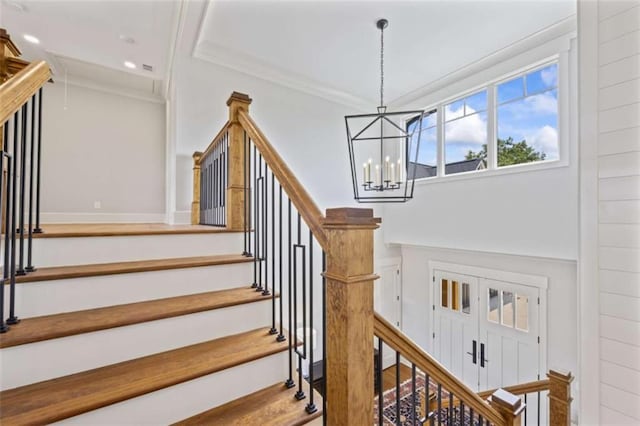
left=0, top=28, right=50, bottom=333
left=192, top=92, right=573, bottom=425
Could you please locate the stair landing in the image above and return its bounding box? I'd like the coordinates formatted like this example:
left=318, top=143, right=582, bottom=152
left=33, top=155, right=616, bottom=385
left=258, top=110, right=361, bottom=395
left=32, top=223, right=239, bottom=238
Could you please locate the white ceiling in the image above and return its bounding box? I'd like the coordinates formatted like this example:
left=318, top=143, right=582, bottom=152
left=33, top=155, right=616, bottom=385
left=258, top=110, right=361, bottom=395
left=196, top=0, right=576, bottom=106
left=1, top=0, right=177, bottom=95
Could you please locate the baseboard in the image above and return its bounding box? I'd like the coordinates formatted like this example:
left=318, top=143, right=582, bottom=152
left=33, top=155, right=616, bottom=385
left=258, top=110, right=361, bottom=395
left=171, top=210, right=191, bottom=225
left=41, top=212, right=167, bottom=224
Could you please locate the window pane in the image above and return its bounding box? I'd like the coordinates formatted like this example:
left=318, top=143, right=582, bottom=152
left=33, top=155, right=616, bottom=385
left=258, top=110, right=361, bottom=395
left=516, top=295, right=529, bottom=331
left=445, top=111, right=488, bottom=174
left=527, top=64, right=558, bottom=95
left=488, top=288, right=499, bottom=323
left=497, top=76, right=524, bottom=104
left=441, top=279, right=449, bottom=308
left=497, top=89, right=558, bottom=166
left=410, top=111, right=438, bottom=179
left=462, top=283, right=470, bottom=314
left=465, top=91, right=487, bottom=114
left=502, top=291, right=514, bottom=327
left=446, top=100, right=464, bottom=120
left=452, top=281, right=460, bottom=311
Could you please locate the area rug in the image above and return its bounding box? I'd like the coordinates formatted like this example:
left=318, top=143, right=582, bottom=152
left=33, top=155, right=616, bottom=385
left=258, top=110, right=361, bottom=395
left=373, top=375, right=482, bottom=426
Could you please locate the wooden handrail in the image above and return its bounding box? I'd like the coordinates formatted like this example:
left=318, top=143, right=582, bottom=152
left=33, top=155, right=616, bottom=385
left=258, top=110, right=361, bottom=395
left=198, top=121, right=231, bottom=163
left=0, top=60, right=50, bottom=124
left=373, top=312, right=505, bottom=425
left=238, top=109, right=329, bottom=250
left=478, top=379, right=550, bottom=399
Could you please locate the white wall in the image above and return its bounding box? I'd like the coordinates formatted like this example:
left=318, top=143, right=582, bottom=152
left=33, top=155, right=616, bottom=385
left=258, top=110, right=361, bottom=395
left=172, top=2, right=359, bottom=218
left=383, top=27, right=579, bottom=261
left=579, top=1, right=640, bottom=423
left=41, top=82, right=166, bottom=222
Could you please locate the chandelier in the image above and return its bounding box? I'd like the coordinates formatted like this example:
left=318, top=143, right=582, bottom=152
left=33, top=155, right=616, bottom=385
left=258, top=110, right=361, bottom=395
left=345, top=19, right=424, bottom=203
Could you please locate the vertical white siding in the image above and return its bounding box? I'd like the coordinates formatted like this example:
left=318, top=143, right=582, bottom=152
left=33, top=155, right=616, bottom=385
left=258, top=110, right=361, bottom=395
left=597, top=1, right=640, bottom=422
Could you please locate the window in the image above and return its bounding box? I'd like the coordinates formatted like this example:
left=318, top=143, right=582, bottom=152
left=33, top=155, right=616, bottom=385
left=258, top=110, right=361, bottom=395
left=406, top=60, right=560, bottom=180
left=487, top=288, right=529, bottom=332
left=444, top=90, right=488, bottom=175
left=496, top=63, right=558, bottom=166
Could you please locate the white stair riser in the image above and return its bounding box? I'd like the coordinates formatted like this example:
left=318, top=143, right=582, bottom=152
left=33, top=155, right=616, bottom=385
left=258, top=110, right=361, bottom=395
left=53, top=351, right=290, bottom=426
left=31, top=232, right=245, bottom=267
left=4, top=262, right=252, bottom=317
left=0, top=301, right=277, bottom=390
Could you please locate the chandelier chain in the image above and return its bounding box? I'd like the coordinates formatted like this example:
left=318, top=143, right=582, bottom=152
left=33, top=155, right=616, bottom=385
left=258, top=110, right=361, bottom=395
left=380, top=24, right=384, bottom=107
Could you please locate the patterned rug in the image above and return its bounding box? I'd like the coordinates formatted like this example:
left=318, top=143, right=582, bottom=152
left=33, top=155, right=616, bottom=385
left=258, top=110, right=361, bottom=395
left=373, top=376, right=482, bottom=426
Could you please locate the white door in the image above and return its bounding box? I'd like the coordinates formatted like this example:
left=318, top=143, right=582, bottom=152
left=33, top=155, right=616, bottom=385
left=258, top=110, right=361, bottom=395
left=432, top=271, right=479, bottom=390
left=478, top=278, right=544, bottom=423
left=375, top=263, right=402, bottom=368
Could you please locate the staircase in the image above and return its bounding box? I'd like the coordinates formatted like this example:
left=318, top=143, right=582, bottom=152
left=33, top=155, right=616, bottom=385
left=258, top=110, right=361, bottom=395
left=0, top=224, right=322, bottom=425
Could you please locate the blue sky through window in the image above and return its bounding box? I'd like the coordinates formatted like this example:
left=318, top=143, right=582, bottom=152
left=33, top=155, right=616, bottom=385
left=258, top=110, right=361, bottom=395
left=407, top=62, right=559, bottom=172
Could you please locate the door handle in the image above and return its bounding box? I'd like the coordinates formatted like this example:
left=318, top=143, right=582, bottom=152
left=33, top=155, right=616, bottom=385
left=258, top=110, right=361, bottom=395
left=480, top=343, right=489, bottom=367
left=466, top=340, right=477, bottom=364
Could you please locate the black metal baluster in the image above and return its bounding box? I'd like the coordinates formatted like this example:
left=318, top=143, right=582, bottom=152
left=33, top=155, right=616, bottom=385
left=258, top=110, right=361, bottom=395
left=7, top=109, right=20, bottom=325
left=294, top=212, right=306, bottom=401
left=411, top=364, right=417, bottom=425
left=261, top=159, right=268, bottom=295
left=422, top=372, right=430, bottom=425
left=448, top=391, right=453, bottom=426
left=395, top=351, right=401, bottom=425
left=33, top=88, right=43, bottom=234
left=277, top=184, right=285, bottom=342
left=17, top=102, right=27, bottom=276
left=524, top=393, right=528, bottom=426
left=306, top=229, right=316, bottom=414
left=285, top=198, right=294, bottom=389
left=322, top=250, right=327, bottom=425
left=437, top=384, right=442, bottom=425
left=460, top=401, right=465, bottom=425
left=26, top=95, right=36, bottom=272
left=469, top=408, right=474, bottom=426
left=378, top=337, right=383, bottom=426
left=478, top=415, right=484, bottom=426
left=0, top=120, right=9, bottom=332
left=252, top=146, right=258, bottom=289
left=537, top=391, right=540, bottom=426
left=256, top=154, right=263, bottom=292
left=268, top=171, right=277, bottom=329
left=429, top=374, right=435, bottom=426
left=242, top=132, right=250, bottom=256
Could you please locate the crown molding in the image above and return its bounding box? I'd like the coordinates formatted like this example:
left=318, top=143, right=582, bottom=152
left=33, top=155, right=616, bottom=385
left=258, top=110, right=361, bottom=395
left=389, top=15, right=577, bottom=108
left=192, top=39, right=372, bottom=111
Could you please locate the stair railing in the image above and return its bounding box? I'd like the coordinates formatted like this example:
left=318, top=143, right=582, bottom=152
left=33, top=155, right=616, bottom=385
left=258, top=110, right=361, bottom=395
left=0, top=29, right=50, bottom=333
left=194, top=92, right=553, bottom=425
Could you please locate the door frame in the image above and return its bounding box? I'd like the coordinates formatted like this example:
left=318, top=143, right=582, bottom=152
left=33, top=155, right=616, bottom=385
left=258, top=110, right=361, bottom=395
left=427, top=261, right=548, bottom=384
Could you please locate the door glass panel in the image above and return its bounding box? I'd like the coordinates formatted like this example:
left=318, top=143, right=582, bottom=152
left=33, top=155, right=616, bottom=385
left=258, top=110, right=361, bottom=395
left=488, top=288, right=499, bottom=323
left=516, top=294, right=529, bottom=331
left=441, top=279, right=449, bottom=308
left=502, top=291, right=514, bottom=327
left=452, top=281, right=460, bottom=311
left=462, top=283, right=470, bottom=314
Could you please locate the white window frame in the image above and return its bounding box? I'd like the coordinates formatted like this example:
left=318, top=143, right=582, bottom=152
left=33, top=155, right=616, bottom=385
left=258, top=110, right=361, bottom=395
left=406, top=52, right=570, bottom=185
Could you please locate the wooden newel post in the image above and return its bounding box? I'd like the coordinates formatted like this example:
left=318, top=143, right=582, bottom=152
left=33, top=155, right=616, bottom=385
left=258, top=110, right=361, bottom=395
left=322, top=208, right=380, bottom=426
left=548, top=370, right=573, bottom=426
left=490, top=389, right=525, bottom=426
left=226, top=92, right=252, bottom=231
left=190, top=151, right=203, bottom=225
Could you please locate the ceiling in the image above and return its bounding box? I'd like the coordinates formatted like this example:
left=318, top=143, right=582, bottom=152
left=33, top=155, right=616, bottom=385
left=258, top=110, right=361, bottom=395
left=1, top=0, right=177, bottom=97
left=196, top=0, right=576, bottom=106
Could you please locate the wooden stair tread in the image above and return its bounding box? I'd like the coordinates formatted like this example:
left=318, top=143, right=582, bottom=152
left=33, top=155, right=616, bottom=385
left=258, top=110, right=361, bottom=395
left=0, top=287, right=273, bottom=348
left=32, top=223, right=241, bottom=238
left=13, top=254, right=252, bottom=283
left=174, top=382, right=323, bottom=426
left=0, top=327, right=288, bottom=425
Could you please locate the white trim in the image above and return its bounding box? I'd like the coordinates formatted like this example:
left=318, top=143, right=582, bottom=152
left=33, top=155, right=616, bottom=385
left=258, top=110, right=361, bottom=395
left=172, top=210, right=191, bottom=225
left=577, top=0, right=601, bottom=422
left=390, top=16, right=576, bottom=107
left=375, top=256, right=402, bottom=268
left=59, top=75, right=165, bottom=104
left=428, top=261, right=549, bottom=290
left=192, top=40, right=371, bottom=111
left=40, top=212, right=166, bottom=224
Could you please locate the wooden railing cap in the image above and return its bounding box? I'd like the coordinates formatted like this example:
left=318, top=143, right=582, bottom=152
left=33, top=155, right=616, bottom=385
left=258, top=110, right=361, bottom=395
left=1, top=28, right=21, bottom=57
left=226, top=91, right=252, bottom=106
left=491, top=389, right=522, bottom=410
left=323, top=207, right=381, bottom=227
left=548, top=369, right=574, bottom=383
left=193, top=151, right=203, bottom=160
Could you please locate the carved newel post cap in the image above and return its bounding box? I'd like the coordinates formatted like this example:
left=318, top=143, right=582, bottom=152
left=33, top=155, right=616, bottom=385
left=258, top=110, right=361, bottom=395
left=323, top=207, right=381, bottom=227
left=226, top=91, right=252, bottom=106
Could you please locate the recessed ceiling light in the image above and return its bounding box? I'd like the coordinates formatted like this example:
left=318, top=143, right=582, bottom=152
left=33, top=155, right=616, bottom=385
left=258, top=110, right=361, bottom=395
left=23, top=34, right=40, bottom=45
left=124, top=61, right=136, bottom=69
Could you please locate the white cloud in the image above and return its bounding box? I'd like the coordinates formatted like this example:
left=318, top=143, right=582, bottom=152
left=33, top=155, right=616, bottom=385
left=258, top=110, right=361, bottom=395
left=541, top=67, right=557, bottom=87
left=524, top=91, right=557, bottom=115
left=444, top=105, right=487, bottom=145
left=527, top=125, right=558, bottom=158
